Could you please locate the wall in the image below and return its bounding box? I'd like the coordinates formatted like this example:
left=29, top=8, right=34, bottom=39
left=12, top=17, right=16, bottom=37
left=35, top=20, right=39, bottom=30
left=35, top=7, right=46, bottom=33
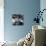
left=0, top=0, right=4, bottom=42
left=40, top=0, right=46, bottom=26
left=4, top=0, right=40, bottom=42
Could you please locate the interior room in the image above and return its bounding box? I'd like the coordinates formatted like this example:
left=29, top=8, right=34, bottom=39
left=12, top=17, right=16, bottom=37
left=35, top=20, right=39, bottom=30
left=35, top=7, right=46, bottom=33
left=0, top=0, right=46, bottom=46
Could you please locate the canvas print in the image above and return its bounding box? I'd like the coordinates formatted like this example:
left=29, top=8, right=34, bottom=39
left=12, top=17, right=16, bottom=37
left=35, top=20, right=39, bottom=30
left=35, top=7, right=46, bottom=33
left=12, top=14, right=24, bottom=25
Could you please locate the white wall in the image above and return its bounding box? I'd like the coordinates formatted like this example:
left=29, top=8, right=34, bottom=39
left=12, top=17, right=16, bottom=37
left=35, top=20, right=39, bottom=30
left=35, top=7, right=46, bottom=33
left=0, top=0, right=4, bottom=42
left=40, top=0, right=46, bottom=26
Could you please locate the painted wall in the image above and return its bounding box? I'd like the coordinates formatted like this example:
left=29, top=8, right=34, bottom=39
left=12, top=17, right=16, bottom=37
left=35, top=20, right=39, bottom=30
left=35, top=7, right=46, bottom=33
left=4, top=0, right=40, bottom=42
left=40, top=0, right=46, bottom=26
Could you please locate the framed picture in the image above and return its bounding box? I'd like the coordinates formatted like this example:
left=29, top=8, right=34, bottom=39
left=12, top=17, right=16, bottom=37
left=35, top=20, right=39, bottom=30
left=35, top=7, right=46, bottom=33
left=12, top=14, right=24, bottom=25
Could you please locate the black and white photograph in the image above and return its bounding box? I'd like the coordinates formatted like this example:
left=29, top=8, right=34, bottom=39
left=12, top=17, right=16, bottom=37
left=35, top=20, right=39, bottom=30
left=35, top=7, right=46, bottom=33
left=12, top=14, right=24, bottom=25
